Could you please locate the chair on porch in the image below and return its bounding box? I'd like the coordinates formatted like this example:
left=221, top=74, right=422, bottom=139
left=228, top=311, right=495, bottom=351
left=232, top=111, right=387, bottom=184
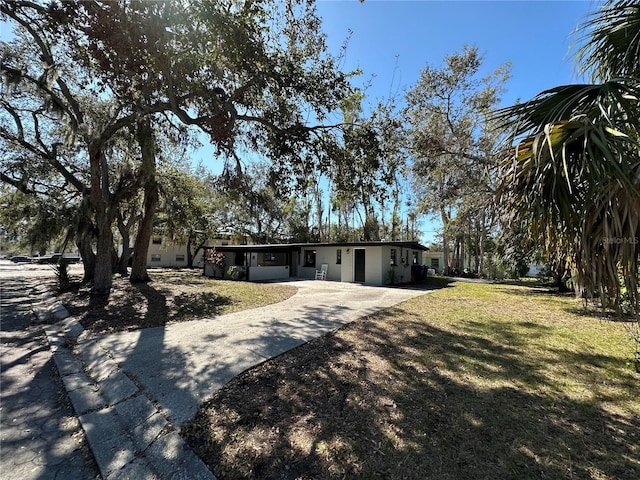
left=315, top=263, right=328, bottom=280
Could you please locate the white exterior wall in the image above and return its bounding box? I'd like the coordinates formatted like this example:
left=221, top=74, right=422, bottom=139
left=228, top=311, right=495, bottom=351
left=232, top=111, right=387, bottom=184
left=362, top=247, right=382, bottom=285
left=143, top=237, right=233, bottom=268
left=314, top=246, right=342, bottom=282
left=147, top=242, right=205, bottom=268
left=381, top=246, right=423, bottom=284
left=527, top=263, right=546, bottom=277
left=249, top=265, right=290, bottom=281
left=423, top=252, right=445, bottom=273
left=296, top=246, right=342, bottom=281
left=294, top=245, right=406, bottom=285
left=341, top=248, right=353, bottom=282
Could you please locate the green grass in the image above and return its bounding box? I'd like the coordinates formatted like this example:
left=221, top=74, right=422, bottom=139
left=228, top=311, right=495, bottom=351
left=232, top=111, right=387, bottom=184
left=60, top=269, right=297, bottom=334
left=182, top=279, right=639, bottom=480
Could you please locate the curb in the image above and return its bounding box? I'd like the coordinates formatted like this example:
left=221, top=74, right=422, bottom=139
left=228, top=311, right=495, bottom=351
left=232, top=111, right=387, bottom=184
left=31, top=283, right=216, bottom=480
left=31, top=283, right=70, bottom=323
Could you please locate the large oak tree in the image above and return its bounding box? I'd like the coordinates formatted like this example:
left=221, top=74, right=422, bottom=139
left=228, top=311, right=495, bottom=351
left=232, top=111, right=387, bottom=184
left=1, top=0, right=352, bottom=293
left=404, top=46, right=510, bottom=274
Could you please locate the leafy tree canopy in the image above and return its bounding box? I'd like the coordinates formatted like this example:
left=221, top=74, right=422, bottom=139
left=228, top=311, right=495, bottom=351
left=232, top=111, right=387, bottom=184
left=1, top=0, right=355, bottom=292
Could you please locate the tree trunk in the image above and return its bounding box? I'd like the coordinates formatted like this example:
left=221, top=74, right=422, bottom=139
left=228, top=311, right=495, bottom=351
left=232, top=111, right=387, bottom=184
left=470, top=219, right=477, bottom=273
left=554, top=260, right=572, bottom=293
left=116, top=210, right=133, bottom=276
left=193, top=239, right=206, bottom=267
left=76, top=232, right=96, bottom=283
left=314, top=182, right=325, bottom=242
left=130, top=119, right=157, bottom=283
left=478, top=213, right=486, bottom=276
left=186, top=235, right=194, bottom=268
left=186, top=232, right=207, bottom=268
left=440, top=206, right=451, bottom=275
left=89, top=145, right=115, bottom=295
left=93, top=218, right=115, bottom=295
left=130, top=187, right=156, bottom=282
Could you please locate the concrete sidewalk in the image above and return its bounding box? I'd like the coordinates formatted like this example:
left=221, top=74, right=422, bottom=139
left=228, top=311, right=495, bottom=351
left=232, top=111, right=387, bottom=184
left=45, top=279, right=429, bottom=479
left=44, top=319, right=214, bottom=480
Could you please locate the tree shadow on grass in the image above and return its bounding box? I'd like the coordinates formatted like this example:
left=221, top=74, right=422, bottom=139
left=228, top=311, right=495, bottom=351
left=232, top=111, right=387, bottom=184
left=494, top=286, right=639, bottom=326
left=418, top=276, right=457, bottom=291
left=63, top=277, right=233, bottom=334
left=88, top=280, right=241, bottom=431
left=171, top=291, right=233, bottom=320
left=182, top=309, right=640, bottom=480
left=495, top=285, right=576, bottom=297
left=564, top=305, right=639, bottom=323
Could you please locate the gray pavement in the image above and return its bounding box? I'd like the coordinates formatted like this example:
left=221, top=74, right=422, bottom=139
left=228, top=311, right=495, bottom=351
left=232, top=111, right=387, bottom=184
left=43, top=313, right=214, bottom=480
left=94, top=280, right=428, bottom=427
left=2, top=263, right=430, bottom=480
left=0, top=274, right=100, bottom=480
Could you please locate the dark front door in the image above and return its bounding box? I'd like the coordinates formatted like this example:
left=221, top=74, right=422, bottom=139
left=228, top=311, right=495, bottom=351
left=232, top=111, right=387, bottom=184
left=354, top=249, right=365, bottom=282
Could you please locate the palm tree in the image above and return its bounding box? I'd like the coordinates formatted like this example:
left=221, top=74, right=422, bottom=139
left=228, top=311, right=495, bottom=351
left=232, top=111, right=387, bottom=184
left=495, top=0, right=640, bottom=313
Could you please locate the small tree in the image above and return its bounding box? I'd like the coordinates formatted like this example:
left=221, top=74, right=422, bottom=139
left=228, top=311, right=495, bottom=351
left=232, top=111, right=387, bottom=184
left=204, top=247, right=225, bottom=279
left=51, top=257, right=72, bottom=292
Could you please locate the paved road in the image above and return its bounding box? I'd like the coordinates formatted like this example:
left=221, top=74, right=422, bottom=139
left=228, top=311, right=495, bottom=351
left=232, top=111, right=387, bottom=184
left=0, top=263, right=100, bottom=480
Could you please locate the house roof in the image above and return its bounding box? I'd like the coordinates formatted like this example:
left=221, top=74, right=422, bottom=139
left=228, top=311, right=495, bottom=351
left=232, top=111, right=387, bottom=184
left=204, top=241, right=429, bottom=252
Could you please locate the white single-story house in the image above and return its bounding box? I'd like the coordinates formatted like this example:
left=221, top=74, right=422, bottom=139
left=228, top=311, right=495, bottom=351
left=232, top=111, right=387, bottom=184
left=202, top=241, right=430, bottom=285
left=527, top=263, right=548, bottom=277
left=423, top=251, right=477, bottom=275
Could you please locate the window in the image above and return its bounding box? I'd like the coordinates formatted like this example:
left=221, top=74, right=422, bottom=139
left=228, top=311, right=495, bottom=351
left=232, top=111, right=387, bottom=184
left=176, top=254, right=185, bottom=262
left=430, top=258, right=440, bottom=269
left=151, top=254, right=161, bottom=262
left=152, top=237, right=162, bottom=245
left=263, top=252, right=277, bottom=263
left=303, top=250, right=316, bottom=267
left=262, top=252, right=287, bottom=266
left=413, top=251, right=419, bottom=264
left=390, top=248, right=397, bottom=266
left=336, top=249, right=342, bottom=265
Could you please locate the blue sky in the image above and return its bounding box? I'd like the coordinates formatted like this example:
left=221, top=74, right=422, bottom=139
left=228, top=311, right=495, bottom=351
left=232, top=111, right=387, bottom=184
left=316, top=0, right=599, bottom=110
left=311, top=0, right=601, bottom=243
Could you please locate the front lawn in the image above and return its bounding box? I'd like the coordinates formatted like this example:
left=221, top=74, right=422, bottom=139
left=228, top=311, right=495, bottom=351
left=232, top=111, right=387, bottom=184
left=181, top=279, right=639, bottom=480
left=58, top=269, right=297, bottom=334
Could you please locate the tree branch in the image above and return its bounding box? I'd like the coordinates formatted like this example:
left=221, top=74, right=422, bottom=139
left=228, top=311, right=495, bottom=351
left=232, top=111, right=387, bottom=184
left=1, top=1, right=84, bottom=129
left=0, top=171, right=34, bottom=194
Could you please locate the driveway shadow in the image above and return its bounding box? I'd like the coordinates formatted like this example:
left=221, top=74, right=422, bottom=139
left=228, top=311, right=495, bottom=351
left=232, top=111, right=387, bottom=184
left=182, top=307, right=640, bottom=480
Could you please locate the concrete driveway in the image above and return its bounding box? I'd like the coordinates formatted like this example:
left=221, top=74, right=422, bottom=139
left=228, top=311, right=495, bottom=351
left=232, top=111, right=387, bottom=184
left=94, top=280, right=429, bottom=427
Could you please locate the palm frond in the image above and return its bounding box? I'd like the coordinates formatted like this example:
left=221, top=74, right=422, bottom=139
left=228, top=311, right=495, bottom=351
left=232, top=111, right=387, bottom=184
left=493, top=79, right=640, bottom=141
left=496, top=111, right=640, bottom=313
left=494, top=1, right=640, bottom=314
left=574, top=0, right=640, bottom=81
